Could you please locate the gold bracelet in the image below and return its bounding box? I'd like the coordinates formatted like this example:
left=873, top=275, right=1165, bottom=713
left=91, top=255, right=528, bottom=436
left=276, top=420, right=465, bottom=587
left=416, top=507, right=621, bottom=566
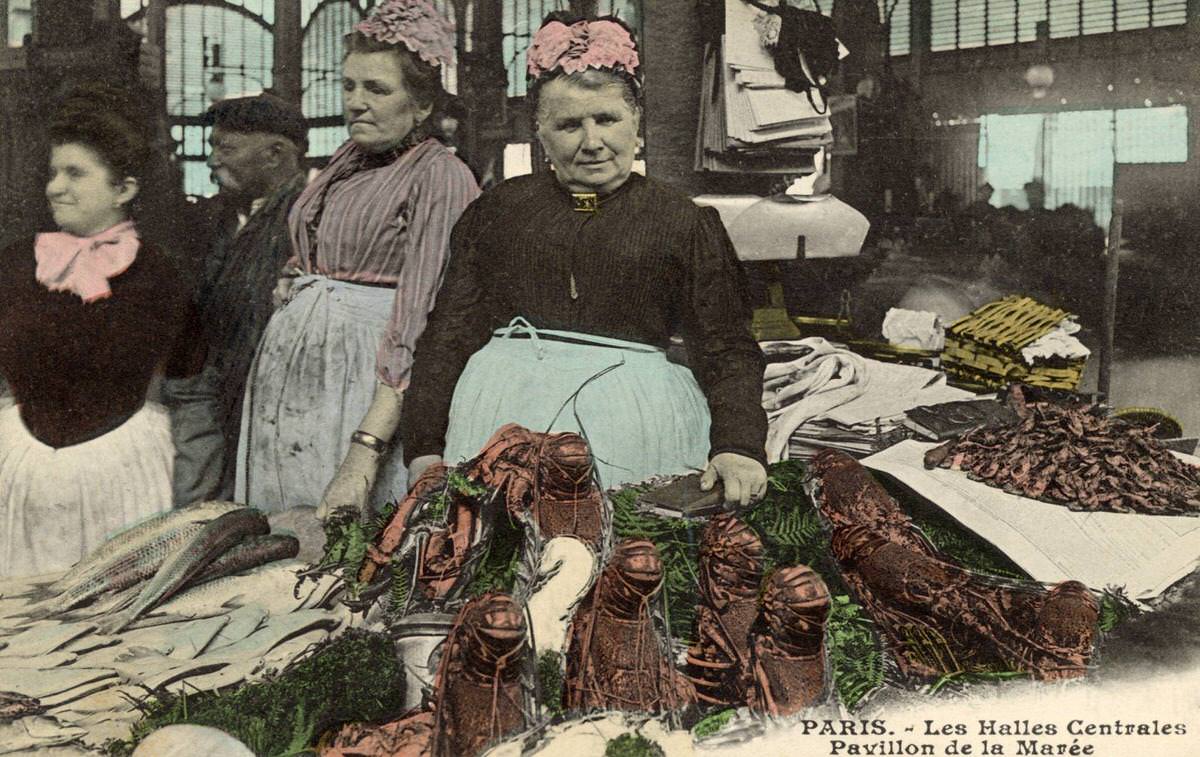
left=350, top=430, right=391, bottom=456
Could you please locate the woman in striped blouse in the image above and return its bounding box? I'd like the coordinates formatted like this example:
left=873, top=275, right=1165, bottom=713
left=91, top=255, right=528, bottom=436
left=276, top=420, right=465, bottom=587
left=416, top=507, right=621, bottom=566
left=235, top=0, right=478, bottom=517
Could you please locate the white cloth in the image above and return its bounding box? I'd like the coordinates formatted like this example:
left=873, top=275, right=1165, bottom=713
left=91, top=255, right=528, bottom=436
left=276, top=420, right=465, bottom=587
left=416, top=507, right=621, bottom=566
left=824, top=360, right=975, bottom=427
left=235, top=275, right=406, bottom=513
left=1021, top=322, right=1090, bottom=364
left=761, top=337, right=869, bottom=463
left=525, top=536, right=597, bottom=658
left=0, top=402, right=173, bottom=578
left=444, top=320, right=710, bottom=490
left=881, top=307, right=945, bottom=351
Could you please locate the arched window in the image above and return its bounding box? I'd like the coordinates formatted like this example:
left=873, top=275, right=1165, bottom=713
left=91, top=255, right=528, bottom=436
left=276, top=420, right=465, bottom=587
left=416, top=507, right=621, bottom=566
left=124, top=1, right=274, bottom=196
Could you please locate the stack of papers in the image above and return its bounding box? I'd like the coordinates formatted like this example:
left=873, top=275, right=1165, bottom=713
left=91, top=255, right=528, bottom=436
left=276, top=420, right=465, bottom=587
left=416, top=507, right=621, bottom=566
left=781, top=357, right=977, bottom=460
left=696, top=0, right=832, bottom=174
left=787, top=419, right=909, bottom=459
left=824, top=359, right=977, bottom=427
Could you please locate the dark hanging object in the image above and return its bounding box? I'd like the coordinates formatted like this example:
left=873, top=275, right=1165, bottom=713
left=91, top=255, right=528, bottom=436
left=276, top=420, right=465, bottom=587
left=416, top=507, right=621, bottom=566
left=745, top=0, right=839, bottom=110
left=697, top=0, right=727, bottom=44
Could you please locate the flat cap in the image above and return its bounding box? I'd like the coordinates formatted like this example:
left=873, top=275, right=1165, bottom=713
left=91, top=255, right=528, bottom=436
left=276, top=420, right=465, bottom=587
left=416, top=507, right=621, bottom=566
left=202, top=93, right=308, bottom=151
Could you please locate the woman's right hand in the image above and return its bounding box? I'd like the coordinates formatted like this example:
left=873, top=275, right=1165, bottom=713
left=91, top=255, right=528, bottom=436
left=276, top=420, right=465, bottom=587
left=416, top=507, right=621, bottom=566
left=316, top=444, right=381, bottom=521
left=408, top=454, right=444, bottom=489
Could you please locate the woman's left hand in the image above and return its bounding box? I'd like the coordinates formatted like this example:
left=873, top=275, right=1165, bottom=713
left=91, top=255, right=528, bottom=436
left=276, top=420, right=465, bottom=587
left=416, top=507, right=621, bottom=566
left=272, top=275, right=296, bottom=309
left=700, top=452, right=768, bottom=508
left=316, top=444, right=381, bottom=521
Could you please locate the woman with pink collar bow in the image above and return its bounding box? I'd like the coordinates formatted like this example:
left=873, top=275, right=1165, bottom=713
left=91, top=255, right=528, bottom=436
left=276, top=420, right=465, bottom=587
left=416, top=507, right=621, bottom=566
left=0, top=85, right=189, bottom=578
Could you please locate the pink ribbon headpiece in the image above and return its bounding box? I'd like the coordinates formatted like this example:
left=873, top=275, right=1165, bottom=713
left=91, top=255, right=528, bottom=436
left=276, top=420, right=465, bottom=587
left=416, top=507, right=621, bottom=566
left=34, top=220, right=140, bottom=303
left=353, top=0, right=456, bottom=66
left=526, top=19, right=641, bottom=82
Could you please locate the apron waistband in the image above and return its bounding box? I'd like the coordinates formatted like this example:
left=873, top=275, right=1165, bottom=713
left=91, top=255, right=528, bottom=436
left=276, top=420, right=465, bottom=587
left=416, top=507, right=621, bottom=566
left=292, top=273, right=395, bottom=295
left=286, top=274, right=396, bottom=314
left=493, top=317, right=663, bottom=354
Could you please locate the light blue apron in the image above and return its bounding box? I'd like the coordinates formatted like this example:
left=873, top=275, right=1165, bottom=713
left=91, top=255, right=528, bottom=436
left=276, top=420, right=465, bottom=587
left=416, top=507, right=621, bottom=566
left=443, top=318, right=711, bottom=490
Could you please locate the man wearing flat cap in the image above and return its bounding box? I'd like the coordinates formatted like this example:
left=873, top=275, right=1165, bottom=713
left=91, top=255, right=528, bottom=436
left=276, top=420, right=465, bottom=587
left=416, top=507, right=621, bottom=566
left=163, top=93, right=309, bottom=505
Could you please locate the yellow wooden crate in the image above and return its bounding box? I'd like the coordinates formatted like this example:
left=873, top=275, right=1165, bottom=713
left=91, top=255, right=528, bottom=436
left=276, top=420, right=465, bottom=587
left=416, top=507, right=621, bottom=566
left=941, top=296, right=1085, bottom=391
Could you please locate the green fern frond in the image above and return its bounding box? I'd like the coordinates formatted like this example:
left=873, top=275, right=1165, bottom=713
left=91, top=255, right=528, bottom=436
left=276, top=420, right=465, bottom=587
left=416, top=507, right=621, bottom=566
left=465, top=512, right=524, bottom=597
left=928, top=669, right=1030, bottom=696
left=417, top=492, right=449, bottom=525
left=448, top=469, right=489, bottom=497
left=605, top=733, right=665, bottom=757
left=827, top=594, right=885, bottom=709
left=692, top=708, right=735, bottom=739
left=536, top=651, right=566, bottom=720
left=341, top=525, right=369, bottom=600
left=387, top=559, right=412, bottom=620
left=1098, top=586, right=1139, bottom=633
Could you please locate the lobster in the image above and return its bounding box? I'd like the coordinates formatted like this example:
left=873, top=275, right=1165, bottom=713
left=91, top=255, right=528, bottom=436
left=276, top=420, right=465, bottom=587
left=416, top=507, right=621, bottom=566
left=685, top=514, right=765, bottom=706
left=466, top=423, right=606, bottom=545
left=748, top=565, right=831, bottom=716
left=564, top=539, right=695, bottom=713
left=814, top=449, right=1099, bottom=682
left=322, top=593, right=530, bottom=757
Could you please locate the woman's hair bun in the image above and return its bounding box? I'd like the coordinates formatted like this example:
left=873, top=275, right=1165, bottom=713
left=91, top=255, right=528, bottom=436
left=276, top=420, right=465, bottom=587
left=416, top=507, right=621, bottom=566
left=48, top=81, right=157, bottom=181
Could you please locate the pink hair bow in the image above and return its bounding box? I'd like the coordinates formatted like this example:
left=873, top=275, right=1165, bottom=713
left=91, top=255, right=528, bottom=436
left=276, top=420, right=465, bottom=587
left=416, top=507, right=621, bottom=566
left=526, top=19, right=640, bottom=80
left=354, top=0, right=456, bottom=66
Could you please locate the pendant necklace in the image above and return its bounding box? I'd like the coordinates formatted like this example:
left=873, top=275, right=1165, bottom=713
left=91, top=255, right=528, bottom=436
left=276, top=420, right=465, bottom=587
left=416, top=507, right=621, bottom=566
left=569, top=192, right=596, bottom=301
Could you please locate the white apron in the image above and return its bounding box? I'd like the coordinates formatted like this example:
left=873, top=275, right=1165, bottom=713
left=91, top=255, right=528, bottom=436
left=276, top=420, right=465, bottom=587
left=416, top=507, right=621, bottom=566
left=235, top=275, right=407, bottom=512
left=0, top=401, right=173, bottom=578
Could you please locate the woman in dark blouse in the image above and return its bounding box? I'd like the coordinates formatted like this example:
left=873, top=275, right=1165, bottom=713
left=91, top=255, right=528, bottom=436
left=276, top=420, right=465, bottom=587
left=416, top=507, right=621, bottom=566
left=0, top=85, right=188, bottom=577
left=401, top=15, right=768, bottom=503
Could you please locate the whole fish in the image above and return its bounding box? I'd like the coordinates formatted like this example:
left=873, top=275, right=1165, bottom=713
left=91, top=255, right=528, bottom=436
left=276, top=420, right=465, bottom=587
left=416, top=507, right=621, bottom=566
left=50, top=501, right=244, bottom=595
left=152, top=561, right=305, bottom=618
left=27, top=520, right=210, bottom=619
left=188, top=534, right=300, bottom=587
left=99, top=508, right=270, bottom=634
left=43, top=535, right=299, bottom=626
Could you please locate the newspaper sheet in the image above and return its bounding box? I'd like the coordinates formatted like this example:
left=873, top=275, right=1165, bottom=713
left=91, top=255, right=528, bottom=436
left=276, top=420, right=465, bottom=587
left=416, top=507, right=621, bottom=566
left=862, top=440, right=1200, bottom=600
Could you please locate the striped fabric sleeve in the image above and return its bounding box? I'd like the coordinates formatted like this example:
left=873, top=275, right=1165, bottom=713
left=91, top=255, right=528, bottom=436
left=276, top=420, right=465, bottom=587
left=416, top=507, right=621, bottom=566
left=375, top=154, right=481, bottom=389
